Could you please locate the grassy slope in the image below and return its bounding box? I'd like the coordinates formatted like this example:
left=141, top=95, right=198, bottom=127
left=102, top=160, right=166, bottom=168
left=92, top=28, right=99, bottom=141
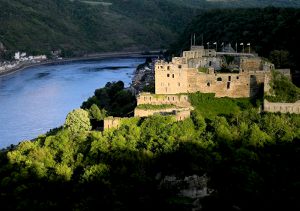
left=189, top=92, right=255, bottom=119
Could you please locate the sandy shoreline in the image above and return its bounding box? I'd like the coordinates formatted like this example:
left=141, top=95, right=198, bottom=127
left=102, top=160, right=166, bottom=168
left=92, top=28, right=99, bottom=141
left=0, top=51, right=159, bottom=77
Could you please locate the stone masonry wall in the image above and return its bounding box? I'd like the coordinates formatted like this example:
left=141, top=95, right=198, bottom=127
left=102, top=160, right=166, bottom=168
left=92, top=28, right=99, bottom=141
left=137, top=92, right=191, bottom=107
left=240, top=57, right=263, bottom=72
left=264, top=100, right=300, bottom=114
left=134, top=107, right=191, bottom=121
left=187, top=69, right=250, bottom=98
left=103, top=117, right=122, bottom=130
left=155, top=61, right=188, bottom=94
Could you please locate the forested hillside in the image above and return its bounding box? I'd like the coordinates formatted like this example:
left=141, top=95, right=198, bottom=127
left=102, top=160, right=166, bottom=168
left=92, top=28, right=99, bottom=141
left=1, top=0, right=300, bottom=56
left=0, top=0, right=199, bottom=55
left=172, top=7, right=300, bottom=72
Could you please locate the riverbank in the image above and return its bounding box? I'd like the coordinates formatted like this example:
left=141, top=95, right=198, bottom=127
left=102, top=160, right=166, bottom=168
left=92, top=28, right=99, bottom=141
left=0, top=50, right=160, bottom=77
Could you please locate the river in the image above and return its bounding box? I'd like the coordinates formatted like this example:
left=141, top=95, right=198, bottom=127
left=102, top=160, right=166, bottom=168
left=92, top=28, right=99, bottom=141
left=0, top=57, right=145, bottom=148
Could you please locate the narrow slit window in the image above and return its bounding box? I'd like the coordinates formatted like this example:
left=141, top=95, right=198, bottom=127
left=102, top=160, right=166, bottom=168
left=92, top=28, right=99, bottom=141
left=227, top=82, right=231, bottom=89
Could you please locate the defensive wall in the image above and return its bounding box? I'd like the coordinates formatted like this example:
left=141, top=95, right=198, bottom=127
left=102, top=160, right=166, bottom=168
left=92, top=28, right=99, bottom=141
left=134, top=107, right=191, bottom=121
left=264, top=100, right=300, bottom=114
left=263, top=71, right=299, bottom=114
left=103, top=117, right=123, bottom=130
left=137, top=92, right=191, bottom=107
left=154, top=47, right=273, bottom=98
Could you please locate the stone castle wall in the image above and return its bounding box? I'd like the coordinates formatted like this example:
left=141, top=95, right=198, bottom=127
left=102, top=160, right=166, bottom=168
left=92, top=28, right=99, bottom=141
left=134, top=107, right=191, bottom=121
left=154, top=55, right=273, bottom=98
left=187, top=69, right=250, bottom=98
left=240, top=58, right=263, bottom=72
left=137, top=92, right=191, bottom=107
left=264, top=100, right=300, bottom=114
left=155, top=61, right=188, bottom=94
left=103, top=117, right=122, bottom=130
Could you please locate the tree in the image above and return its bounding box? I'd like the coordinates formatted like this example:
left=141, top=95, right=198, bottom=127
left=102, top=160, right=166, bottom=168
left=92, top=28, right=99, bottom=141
left=64, top=109, right=91, bottom=134
left=191, top=110, right=206, bottom=133
left=269, top=50, right=290, bottom=69
left=89, top=104, right=107, bottom=121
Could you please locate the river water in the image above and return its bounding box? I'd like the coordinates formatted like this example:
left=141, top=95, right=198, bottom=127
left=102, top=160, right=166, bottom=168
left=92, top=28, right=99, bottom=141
left=0, top=57, right=145, bottom=148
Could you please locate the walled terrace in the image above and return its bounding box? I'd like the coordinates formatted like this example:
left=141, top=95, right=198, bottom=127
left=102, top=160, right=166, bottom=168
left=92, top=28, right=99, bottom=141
left=264, top=100, right=300, bottom=114
left=134, top=92, right=193, bottom=120
left=263, top=72, right=300, bottom=114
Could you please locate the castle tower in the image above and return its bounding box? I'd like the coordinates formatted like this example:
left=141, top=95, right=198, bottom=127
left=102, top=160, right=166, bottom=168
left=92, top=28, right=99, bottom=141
left=155, top=58, right=188, bottom=94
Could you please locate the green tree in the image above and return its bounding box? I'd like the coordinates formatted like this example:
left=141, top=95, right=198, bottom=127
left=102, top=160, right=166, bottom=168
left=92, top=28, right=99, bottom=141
left=269, top=50, right=290, bottom=69
left=89, top=104, right=107, bottom=121
left=64, top=109, right=91, bottom=134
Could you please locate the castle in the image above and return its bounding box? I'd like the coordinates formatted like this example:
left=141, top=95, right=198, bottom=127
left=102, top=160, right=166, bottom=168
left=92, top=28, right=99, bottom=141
left=104, top=45, right=299, bottom=130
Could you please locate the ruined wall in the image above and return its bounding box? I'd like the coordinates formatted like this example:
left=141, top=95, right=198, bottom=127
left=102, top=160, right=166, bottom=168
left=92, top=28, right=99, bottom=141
left=103, top=117, right=122, bottom=130
left=264, top=100, right=300, bottom=114
left=134, top=107, right=191, bottom=121
left=240, top=57, right=263, bottom=72
left=187, top=69, right=250, bottom=98
left=137, top=92, right=191, bottom=107
left=154, top=55, right=272, bottom=98
left=188, top=57, right=222, bottom=70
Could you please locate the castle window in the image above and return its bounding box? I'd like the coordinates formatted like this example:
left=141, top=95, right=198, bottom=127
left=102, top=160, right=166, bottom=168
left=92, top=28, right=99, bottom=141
left=178, top=83, right=180, bottom=87
left=209, top=61, right=212, bottom=66
left=178, top=65, right=182, bottom=68
left=228, top=76, right=231, bottom=81
left=168, top=97, right=170, bottom=100
left=173, top=97, right=175, bottom=101
left=167, top=66, right=170, bottom=70
left=236, top=76, right=239, bottom=80
left=207, top=82, right=210, bottom=87
left=217, top=77, right=222, bottom=81
left=172, top=74, right=174, bottom=78
left=167, top=74, right=170, bottom=77
left=149, top=97, right=152, bottom=101
left=227, top=82, right=231, bottom=89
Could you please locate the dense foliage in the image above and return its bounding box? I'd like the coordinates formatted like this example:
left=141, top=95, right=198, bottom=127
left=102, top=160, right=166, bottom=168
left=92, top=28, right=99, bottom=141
left=0, top=82, right=299, bottom=210
left=81, top=81, right=136, bottom=117
left=172, top=7, right=300, bottom=76
left=0, top=0, right=199, bottom=55
left=1, top=1, right=300, bottom=57
left=265, top=71, right=300, bottom=103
